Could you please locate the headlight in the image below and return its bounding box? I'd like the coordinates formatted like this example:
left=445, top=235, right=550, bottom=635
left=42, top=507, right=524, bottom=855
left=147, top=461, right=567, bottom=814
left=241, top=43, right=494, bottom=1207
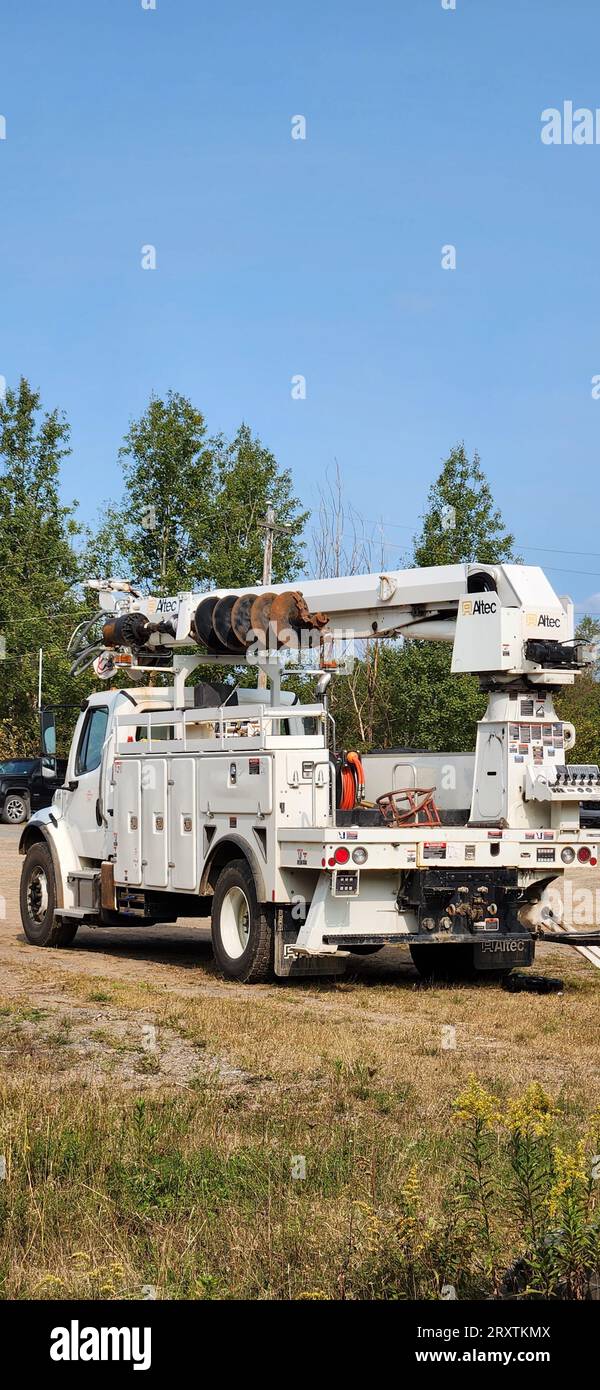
left=561, top=847, right=576, bottom=864
left=352, top=847, right=368, bottom=865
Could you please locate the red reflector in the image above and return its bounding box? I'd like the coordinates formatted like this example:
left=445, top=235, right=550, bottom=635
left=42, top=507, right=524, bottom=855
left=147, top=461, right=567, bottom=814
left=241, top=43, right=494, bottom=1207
left=334, top=846, right=350, bottom=864
left=321, top=858, right=326, bottom=867
left=578, top=846, right=592, bottom=863
left=327, top=857, right=336, bottom=868
left=591, top=857, right=598, bottom=867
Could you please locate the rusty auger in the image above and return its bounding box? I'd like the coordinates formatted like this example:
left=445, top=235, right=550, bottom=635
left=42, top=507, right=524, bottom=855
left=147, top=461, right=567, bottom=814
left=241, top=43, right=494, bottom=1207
left=190, top=589, right=329, bottom=656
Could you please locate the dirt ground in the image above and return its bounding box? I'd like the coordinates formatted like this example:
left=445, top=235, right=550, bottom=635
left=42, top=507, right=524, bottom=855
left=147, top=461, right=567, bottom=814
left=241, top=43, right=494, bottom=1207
left=1, top=823, right=600, bottom=1098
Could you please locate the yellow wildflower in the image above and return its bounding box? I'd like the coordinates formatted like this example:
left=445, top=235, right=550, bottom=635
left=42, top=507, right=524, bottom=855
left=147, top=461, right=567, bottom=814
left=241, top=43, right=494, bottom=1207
left=453, top=1075, right=501, bottom=1129
left=548, top=1141, right=588, bottom=1217
left=505, top=1083, right=556, bottom=1140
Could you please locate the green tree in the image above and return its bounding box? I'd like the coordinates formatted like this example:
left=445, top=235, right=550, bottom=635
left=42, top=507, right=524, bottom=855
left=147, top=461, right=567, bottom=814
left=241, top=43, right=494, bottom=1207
left=0, top=378, right=86, bottom=755
left=86, top=397, right=308, bottom=595
left=87, top=392, right=214, bottom=595
left=555, top=674, right=600, bottom=765
left=383, top=444, right=517, bottom=753
left=327, top=445, right=517, bottom=752
left=555, top=614, right=600, bottom=763
left=413, top=443, right=516, bottom=568
left=573, top=615, right=600, bottom=676
left=575, top=615, right=600, bottom=642
left=208, top=423, right=308, bottom=588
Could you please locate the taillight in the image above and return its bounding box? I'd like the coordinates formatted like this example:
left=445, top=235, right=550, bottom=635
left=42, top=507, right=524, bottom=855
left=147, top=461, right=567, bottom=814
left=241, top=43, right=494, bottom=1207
left=334, top=846, right=350, bottom=865
left=578, top=846, right=592, bottom=863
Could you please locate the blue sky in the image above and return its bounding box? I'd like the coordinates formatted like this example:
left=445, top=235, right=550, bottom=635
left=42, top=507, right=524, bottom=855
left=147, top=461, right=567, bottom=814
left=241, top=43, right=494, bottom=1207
left=1, top=0, right=600, bottom=611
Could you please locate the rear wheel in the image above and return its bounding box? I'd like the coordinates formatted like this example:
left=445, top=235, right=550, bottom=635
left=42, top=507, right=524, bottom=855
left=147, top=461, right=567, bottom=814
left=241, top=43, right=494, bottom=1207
left=211, top=858, right=273, bottom=982
left=2, top=793, right=28, bottom=825
left=410, top=943, right=512, bottom=982
left=19, top=843, right=78, bottom=947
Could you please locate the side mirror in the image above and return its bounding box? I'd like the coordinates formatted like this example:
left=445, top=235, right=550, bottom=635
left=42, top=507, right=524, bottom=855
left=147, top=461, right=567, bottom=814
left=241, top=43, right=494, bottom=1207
left=42, top=757, right=56, bottom=779
left=40, top=707, right=57, bottom=757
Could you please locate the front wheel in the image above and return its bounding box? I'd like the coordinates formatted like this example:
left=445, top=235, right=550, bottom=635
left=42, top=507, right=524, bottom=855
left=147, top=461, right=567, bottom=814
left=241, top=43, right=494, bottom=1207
left=211, top=858, right=273, bottom=982
left=19, top=843, right=78, bottom=947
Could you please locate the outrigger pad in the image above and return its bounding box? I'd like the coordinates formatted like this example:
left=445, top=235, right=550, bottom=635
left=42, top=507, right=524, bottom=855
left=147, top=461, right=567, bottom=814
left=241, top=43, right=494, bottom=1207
left=502, top=973, right=563, bottom=994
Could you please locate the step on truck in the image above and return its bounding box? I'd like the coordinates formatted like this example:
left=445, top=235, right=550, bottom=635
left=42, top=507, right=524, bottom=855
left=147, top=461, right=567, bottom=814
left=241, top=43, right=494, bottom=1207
left=18, top=562, right=600, bottom=982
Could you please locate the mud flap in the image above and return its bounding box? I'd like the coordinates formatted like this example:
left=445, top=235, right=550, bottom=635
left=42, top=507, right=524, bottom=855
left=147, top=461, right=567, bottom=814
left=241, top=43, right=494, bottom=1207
left=473, top=937, right=535, bottom=970
left=274, top=911, right=346, bottom=977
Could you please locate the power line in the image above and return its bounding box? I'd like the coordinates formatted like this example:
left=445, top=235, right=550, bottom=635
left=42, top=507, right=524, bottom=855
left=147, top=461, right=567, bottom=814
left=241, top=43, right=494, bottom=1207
left=358, top=516, right=600, bottom=563
left=317, top=529, right=600, bottom=582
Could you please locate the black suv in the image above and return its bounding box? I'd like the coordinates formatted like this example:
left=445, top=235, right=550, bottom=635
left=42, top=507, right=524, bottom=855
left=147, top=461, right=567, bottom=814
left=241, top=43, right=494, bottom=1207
left=0, top=757, right=67, bottom=825
left=581, top=801, right=600, bottom=832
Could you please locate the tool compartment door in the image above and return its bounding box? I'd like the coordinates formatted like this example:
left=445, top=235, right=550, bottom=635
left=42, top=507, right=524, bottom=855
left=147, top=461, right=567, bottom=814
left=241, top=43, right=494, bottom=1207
left=114, top=757, right=142, bottom=886
left=198, top=753, right=272, bottom=815
left=142, top=758, right=168, bottom=888
left=169, top=757, right=197, bottom=891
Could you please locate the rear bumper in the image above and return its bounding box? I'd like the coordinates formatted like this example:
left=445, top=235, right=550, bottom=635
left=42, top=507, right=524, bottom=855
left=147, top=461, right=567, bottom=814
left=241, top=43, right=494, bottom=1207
left=278, top=824, right=599, bottom=875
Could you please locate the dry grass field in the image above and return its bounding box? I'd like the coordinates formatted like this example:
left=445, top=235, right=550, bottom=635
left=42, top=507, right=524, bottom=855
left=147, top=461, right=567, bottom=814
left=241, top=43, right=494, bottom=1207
left=1, top=824, right=600, bottom=1300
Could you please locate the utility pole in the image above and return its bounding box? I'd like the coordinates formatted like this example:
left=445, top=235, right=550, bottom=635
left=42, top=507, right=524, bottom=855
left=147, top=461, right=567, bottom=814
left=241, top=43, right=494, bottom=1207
left=258, top=505, right=275, bottom=689
left=260, top=504, right=275, bottom=589
left=257, top=504, right=290, bottom=688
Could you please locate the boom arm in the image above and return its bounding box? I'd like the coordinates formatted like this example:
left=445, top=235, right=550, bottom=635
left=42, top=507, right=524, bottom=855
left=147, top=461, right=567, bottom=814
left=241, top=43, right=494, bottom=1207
left=80, top=561, right=592, bottom=686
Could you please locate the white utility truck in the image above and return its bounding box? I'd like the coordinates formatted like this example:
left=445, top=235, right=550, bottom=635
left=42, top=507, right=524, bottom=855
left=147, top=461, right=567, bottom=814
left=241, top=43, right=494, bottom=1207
left=18, top=562, right=600, bottom=981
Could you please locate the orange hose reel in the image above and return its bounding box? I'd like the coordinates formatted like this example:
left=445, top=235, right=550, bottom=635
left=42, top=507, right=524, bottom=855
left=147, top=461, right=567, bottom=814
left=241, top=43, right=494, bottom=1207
left=337, top=752, right=365, bottom=811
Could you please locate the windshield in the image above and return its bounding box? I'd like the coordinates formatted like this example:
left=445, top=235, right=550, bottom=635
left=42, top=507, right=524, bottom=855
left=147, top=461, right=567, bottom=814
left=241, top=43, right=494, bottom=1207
left=0, top=760, right=35, bottom=776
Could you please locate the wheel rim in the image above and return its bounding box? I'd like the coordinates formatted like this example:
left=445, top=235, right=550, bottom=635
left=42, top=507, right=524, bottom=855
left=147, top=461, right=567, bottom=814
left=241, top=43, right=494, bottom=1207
left=5, top=797, right=25, bottom=822
left=220, top=886, right=251, bottom=959
left=27, top=867, right=49, bottom=924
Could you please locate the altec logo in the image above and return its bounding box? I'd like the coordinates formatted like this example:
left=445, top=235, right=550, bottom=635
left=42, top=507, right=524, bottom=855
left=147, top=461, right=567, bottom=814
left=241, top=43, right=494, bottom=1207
left=526, top=612, right=562, bottom=629
left=462, top=599, right=497, bottom=616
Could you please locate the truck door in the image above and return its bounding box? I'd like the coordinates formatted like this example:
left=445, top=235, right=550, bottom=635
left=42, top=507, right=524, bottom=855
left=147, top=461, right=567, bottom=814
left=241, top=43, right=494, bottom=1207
left=64, top=704, right=110, bottom=860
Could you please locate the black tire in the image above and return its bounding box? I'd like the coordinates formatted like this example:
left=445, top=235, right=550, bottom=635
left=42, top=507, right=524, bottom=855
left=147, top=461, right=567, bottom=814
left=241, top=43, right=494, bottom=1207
left=409, top=943, right=512, bottom=982
left=210, top=858, right=273, bottom=982
left=19, top=842, right=78, bottom=947
left=2, top=793, right=28, bottom=825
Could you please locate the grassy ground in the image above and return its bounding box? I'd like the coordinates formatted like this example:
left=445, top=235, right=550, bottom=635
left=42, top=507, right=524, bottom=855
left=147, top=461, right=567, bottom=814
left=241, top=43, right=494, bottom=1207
left=2, top=827, right=600, bottom=1299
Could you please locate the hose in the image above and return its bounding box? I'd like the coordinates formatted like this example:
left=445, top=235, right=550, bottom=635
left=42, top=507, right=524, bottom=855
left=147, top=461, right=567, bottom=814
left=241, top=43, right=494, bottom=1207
left=337, top=752, right=365, bottom=810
